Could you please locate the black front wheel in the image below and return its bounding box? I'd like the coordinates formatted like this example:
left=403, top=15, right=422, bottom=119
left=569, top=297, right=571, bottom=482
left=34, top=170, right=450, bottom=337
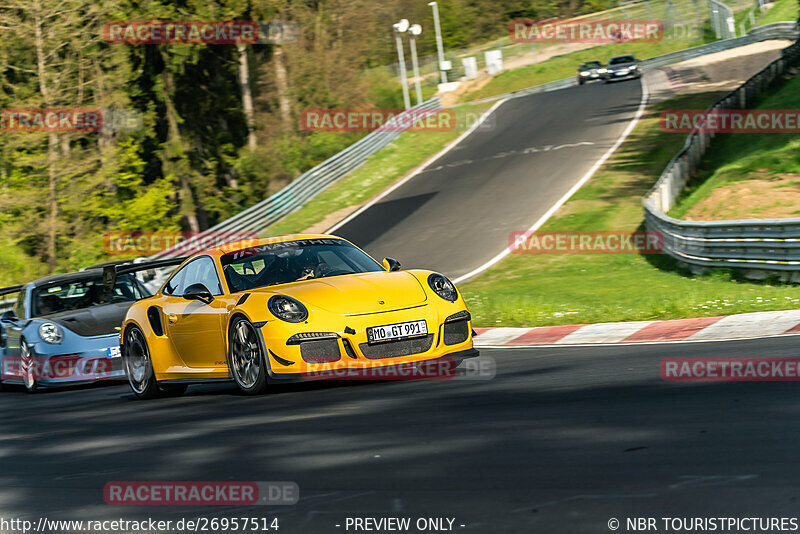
left=228, top=317, right=268, bottom=395
left=123, top=326, right=160, bottom=400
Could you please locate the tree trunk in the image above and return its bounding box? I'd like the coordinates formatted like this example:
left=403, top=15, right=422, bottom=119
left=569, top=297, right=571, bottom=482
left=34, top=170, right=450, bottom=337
left=237, top=43, right=257, bottom=150
left=34, top=0, right=58, bottom=269
left=273, top=46, right=292, bottom=128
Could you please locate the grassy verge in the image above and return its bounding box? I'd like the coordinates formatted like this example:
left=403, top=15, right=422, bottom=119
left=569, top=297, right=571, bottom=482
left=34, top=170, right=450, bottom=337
left=669, top=75, right=800, bottom=219
left=461, top=38, right=711, bottom=102
left=262, top=102, right=494, bottom=236
left=758, top=0, right=799, bottom=25
left=461, top=92, right=800, bottom=327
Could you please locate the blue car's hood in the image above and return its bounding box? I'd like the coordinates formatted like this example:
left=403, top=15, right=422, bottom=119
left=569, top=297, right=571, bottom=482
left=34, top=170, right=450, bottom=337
left=43, top=301, right=132, bottom=337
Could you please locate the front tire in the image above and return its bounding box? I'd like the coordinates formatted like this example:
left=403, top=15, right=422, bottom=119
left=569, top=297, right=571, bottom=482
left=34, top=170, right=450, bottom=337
left=20, top=340, right=38, bottom=393
left=123, top=326, right=160, bottom=399
left=228, top=317, right=267, bottom=395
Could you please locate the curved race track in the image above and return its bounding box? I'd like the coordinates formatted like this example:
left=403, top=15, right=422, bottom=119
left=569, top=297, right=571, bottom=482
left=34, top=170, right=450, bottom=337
left=331, top=80, right=644, bottom=280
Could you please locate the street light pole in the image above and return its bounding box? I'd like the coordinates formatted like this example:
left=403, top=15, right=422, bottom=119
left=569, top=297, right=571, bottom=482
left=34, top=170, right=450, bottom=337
left=428, top=1, right=447, bottom=84
left=393, top=19, right=411, bottom=110
left=409, top=24, right=423, bottom=105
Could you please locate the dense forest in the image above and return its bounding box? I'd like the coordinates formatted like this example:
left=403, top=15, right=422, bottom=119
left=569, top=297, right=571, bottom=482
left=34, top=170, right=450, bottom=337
left=0, top=0, right=617, bottom=283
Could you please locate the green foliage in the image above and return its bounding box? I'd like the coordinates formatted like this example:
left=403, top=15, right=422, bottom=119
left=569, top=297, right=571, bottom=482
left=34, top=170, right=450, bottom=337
left=0, top=0, right=698, bottom=284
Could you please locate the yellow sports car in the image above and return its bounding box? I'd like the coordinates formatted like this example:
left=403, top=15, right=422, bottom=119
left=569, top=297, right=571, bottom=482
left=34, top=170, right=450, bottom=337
left=119, top=234, right=478, bottom=399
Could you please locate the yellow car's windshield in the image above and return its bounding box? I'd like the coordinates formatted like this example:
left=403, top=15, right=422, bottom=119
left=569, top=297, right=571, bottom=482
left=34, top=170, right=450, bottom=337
left=220, top=238, right=383, bottom=292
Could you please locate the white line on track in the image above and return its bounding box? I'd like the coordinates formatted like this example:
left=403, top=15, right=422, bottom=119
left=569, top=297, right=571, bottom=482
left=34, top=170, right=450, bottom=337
left=453, top=77, right=651, bottom=284
left=326, top=98, right=509, bottom=234
left=475, top=331, right=800, bottom=349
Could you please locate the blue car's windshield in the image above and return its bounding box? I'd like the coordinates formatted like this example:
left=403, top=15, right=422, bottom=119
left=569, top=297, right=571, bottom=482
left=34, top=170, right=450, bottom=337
left=220, top=238, right=384, bottom=292
left=30, top=274, right=148, bottom=317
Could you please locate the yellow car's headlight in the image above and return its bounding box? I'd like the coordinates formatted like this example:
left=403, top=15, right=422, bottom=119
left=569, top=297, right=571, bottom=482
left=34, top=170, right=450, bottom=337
left=268, top=295, right=308, bottom=323
left=428, top=274, right=458, bottom=302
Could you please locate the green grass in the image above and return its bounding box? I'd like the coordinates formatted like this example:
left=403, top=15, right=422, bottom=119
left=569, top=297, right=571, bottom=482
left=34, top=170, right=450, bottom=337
left=462, top=37, right=711, bottom=102
left=758, top=0, right=799, bottom=25
left=670, top=75, right=800, bottom=219
left=460, top=92, right=800, bottom=327
left=262, top=102, right=494, bottom=236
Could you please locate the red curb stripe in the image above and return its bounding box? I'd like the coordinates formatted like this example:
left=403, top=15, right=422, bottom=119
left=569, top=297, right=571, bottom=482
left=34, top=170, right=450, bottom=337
left=506, top=324, right=586, bottom=345
left=783, top=322, right=800, bottom=334
left=622, top=316, right=724, bottom=343
left=473, top=327, right=491, bottom=336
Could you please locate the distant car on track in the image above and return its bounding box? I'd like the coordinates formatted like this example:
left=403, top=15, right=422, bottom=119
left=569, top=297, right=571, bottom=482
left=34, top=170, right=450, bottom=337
left=577, top=60, right=606, bottom=84
left=604, top=55, right=641, bottom=82
left=120, top=234, right=479, bottom=399
left=0, top=258, right=183, bottom=392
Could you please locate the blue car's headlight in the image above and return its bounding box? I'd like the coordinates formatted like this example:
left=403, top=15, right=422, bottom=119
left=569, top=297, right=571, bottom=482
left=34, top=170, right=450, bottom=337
left=427, top=274, right=458, bottom=302
left=39, top=322, right=63, bottom=344
left=268, top=295, right=308, bottom=323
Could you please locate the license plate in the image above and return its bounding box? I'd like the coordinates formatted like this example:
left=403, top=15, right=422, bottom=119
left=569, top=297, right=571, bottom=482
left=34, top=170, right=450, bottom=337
left=106, top=346, right=121, bottom=359
left=367, top=320, right=427, bottom=343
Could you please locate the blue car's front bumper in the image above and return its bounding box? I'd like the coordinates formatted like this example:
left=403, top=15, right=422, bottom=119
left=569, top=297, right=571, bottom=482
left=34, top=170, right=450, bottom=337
left=2, top=333, right=125, bottom=387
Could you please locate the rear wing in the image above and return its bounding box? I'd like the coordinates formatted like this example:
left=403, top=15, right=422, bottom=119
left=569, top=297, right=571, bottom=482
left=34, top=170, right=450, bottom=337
left=101, top=257, right=188, bottom=290
left=0, top=285, right=22, bottom=297
left=0, top=285, right=22, bottom=315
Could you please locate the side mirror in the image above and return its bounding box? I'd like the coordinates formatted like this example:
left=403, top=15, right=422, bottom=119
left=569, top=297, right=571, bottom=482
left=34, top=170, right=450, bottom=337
left=0, top=310, right=16, bottom=321
left=183, top=283, right=214, bottom=304
left=382, top=257, right=401, bottom=272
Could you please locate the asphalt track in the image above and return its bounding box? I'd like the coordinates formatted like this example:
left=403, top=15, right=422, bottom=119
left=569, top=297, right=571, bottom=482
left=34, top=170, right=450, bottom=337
left=331, top=79, right=644, bottom=280
left=4, top=336, right=800, bottom=533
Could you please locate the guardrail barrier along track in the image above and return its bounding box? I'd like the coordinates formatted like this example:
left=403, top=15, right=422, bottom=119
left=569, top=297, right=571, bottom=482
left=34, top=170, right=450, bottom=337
left=643, top=24, right=800, bottom=279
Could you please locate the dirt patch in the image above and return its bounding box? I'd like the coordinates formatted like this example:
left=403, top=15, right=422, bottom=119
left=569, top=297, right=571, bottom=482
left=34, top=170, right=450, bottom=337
left=646, top=39, right=790, bottom=102
left=684, top=173, right=800, bottom=220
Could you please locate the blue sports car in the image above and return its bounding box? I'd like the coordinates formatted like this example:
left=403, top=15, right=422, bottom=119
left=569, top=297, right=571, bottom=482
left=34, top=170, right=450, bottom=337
left=0, top=258, right=183, bottom=392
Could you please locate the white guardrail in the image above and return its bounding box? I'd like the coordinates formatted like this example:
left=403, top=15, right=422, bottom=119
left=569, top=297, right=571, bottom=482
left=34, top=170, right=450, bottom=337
left=153, top=22, right=798, bottom=259
left=643, top=23, right=800, bottom=278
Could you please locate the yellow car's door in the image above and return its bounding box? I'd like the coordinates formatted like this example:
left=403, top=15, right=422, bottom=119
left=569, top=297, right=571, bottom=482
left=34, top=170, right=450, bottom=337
left=161, top=256, right=228, bottom=369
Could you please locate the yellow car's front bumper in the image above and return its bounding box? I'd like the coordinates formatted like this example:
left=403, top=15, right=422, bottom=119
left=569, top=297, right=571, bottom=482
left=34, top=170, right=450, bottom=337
left=258, top=303, right=477, bottom=380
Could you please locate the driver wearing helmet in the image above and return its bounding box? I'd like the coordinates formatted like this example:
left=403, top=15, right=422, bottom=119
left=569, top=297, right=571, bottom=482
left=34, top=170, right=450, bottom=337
left=294, top=249, right=328, bottom=281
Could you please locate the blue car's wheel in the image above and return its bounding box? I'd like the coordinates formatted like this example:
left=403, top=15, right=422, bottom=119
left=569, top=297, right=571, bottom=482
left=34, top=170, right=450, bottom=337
left=228, top=317, right=267, bottom=395
left=123, top=326, right=159, bottom=400
left=20, top=340, right=38, bottom=393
